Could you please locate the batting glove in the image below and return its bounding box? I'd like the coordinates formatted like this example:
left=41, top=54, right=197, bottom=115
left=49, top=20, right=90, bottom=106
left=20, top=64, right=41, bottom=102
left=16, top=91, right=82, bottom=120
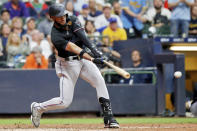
left=91, top=57, right=105, bottom=64
left=91, top=48, right=103, bottom=58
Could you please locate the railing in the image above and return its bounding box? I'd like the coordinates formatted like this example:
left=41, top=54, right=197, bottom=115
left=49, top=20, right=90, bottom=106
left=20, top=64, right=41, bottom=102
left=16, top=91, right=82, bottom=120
left=101, top=67, right=157, bottom=85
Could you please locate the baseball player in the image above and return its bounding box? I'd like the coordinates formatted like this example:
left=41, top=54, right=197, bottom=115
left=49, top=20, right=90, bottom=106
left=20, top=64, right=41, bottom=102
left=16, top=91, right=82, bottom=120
left=30, top=3, right=119, bottom=128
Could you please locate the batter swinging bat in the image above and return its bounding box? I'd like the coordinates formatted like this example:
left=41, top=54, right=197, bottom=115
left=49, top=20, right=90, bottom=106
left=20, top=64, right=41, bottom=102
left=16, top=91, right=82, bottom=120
left=103, top=60, right=130, bottom=79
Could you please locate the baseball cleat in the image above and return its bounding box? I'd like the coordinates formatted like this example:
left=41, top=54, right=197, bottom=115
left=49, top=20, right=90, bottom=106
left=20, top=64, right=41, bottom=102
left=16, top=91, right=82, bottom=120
left=31, top=102, right=41, bottom=128
left=104, top=117, right=120, bottom=128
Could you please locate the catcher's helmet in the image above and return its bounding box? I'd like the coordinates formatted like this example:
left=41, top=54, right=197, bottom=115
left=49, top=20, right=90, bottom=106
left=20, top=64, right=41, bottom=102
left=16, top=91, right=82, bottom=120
left=49, top=3, right=68, bottom=17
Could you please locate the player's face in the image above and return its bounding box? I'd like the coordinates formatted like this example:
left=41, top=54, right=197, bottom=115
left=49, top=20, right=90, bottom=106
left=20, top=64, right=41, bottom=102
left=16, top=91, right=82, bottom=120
left=53, top=16, right=66, bottom=25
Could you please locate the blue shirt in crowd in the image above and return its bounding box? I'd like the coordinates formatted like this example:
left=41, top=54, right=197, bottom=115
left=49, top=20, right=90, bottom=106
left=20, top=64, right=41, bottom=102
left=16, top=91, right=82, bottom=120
left=168, top=0, right=194, bottom=21
left=3, top=0, right=29, bottom=19
left=89, top=11, right=102, bottom=17
left=120, top=0, right=147, bottom=30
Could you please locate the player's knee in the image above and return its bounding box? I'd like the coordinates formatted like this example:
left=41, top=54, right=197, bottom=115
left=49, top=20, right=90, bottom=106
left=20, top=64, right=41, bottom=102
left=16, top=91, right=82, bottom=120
left=61, top=99, right=72, bottom=108
left=93, top=76, right=105, bottom=87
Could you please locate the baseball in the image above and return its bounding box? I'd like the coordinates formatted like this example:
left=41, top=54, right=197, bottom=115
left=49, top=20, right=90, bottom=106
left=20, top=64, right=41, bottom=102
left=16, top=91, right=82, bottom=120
left=174, top=71, right=182, bottom=78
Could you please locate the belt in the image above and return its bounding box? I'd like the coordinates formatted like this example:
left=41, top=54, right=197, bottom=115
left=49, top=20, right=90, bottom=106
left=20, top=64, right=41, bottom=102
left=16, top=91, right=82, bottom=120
left=65, top=56, right=80, bottom=61
left=58, top=56, right=80, bottom=61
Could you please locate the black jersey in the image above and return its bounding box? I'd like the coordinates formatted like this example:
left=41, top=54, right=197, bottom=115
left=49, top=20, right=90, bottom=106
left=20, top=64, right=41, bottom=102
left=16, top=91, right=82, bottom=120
left=51, top=15, right=85, bottom=58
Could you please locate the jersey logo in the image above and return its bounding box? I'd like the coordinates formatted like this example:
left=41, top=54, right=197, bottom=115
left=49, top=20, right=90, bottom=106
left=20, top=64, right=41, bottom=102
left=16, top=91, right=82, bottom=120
left=67, top=21, right=72, bottom=26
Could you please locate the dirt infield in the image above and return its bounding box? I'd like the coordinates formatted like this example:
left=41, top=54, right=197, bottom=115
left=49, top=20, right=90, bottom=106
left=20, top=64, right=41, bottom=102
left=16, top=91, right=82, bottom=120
left=0, top=123, right=197, bottom=131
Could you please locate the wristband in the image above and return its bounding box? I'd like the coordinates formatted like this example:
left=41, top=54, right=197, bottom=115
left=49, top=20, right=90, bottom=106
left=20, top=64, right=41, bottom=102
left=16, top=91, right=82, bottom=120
left=79, top=49, right=86, bottom=59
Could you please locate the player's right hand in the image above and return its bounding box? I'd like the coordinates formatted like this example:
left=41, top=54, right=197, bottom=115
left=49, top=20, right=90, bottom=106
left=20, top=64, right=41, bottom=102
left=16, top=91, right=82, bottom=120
left=92, top=57, right=104, bottom=64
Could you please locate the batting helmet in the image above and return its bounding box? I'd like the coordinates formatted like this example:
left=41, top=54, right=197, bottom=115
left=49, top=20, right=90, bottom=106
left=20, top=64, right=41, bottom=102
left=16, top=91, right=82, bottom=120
left=49, top=3, right=68, bottom=17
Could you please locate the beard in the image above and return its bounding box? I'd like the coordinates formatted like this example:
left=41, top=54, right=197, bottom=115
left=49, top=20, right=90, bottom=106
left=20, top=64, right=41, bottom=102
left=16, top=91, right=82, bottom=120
left=114, top=11, right=120, bottom=15
left=155, top=5, right=162, bottom=10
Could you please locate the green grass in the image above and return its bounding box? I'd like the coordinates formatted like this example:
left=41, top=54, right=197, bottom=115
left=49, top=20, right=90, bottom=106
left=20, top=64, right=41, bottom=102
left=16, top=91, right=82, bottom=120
left=0, top=118, right=197, bottom=125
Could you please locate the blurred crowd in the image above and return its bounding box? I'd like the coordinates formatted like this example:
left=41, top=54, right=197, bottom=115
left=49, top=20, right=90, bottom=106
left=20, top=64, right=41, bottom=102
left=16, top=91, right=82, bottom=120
left=0, top=0, right=197, bottom=69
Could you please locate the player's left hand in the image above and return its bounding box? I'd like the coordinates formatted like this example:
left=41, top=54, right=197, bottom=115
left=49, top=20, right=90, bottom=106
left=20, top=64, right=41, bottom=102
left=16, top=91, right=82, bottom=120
left=92, top=57, right=105, bottom=64
left=91, top=48, right=103, bottom=58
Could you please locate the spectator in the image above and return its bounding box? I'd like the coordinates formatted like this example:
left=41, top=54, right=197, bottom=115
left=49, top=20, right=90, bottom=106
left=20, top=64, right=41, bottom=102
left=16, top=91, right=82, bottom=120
left=189, top=6, right=197, bottom=36
left=0, top=8, right=11, bottom=25
left=23, top=46, right=48, bottom=69
left=95, top=0, right=105, bottom=11
left=131, top=50, right=144, bottom=68
left=73, top=0, right=87, bottom=13
left=23, top=17, right=36, bottom=46
left=144, top=0, right=171, bottom=24
left=143, top=0, right=171, bottom=36
left=168, top=0, right=194, bottom=37
left=6, top=32, right=30, bottom=67
left=121, top=0, right=148, bottom=38
left=95, top=3, right=123, bottom=33
left=78, top=4, right=94, bottom=27
left=88, top=0, right=102, bottom=17
left=25, top=0, right=48, bottom=18
left=84, top=20, right=100, bottom=42
left=164, top=0, right=169, bottom=8
left=127, top=50, right=151, bottom=84
left=37, top=9, right=53, bottom=37
left=25, top=17, right=36, bottom=37
left=11, top=17, right=26, bottom=38
left=0, top=0, right=7, bottom=6
left=30, top=30, right=52, bottom=59
left=0, top=23, right=11, bottom=61
left=112, top=1, right=121, bottom=16
left=102, top=17, right=127, bottom=47
left=65, top=1, right=79, bottom=16
left=3, top=0, right=29, bottom=19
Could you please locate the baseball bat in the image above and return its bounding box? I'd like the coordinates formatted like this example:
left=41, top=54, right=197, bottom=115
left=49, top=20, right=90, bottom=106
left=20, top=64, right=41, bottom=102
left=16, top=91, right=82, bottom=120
left=103, top=60, right=130, bottom=79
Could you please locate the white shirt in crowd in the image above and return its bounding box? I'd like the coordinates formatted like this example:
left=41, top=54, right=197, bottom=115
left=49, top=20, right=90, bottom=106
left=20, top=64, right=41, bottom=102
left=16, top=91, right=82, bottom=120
left=94, top=14, right=123, bottom=30
left=77, top=15, right=95, bottom=27
left=73, top=0, right=87, bottom=13
left=30, top=39, right=52, bottom=59
left=144, top=7, right=171, bottom=22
